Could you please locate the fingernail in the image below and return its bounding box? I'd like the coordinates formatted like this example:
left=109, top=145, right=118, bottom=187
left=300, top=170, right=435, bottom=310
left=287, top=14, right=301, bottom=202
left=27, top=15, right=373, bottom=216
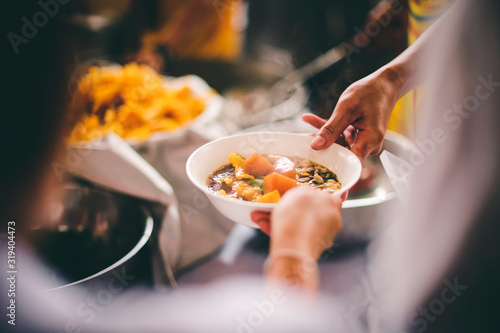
left=312, top=135, right=326, bottom=147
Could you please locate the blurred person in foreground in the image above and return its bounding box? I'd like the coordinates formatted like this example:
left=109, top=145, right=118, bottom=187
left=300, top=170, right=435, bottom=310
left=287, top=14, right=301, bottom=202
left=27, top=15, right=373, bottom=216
left=3, top=1, right=500, bottom=333
left=294, top=0, right=500, bottom=331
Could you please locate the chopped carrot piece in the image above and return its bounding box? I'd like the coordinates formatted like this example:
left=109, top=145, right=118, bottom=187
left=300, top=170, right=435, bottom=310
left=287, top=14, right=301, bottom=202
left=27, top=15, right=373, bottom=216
left=256, top=190, right=281, bottom=203
left=263, top=173, right=298, bottom=196
left=243, top=152, right=274, bottom=177
left=273, top=157, right=296, bottom=179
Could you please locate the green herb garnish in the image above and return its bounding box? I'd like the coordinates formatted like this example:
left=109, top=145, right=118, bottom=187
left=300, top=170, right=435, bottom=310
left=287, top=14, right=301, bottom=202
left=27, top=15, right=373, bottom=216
left=250, top=179, right=264, bottom=193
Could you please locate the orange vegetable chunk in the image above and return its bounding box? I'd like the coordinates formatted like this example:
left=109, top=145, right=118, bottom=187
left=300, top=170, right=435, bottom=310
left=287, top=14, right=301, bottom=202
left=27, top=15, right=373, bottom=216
left=256, top=190, right=281, bottom=203
left=243, top=152, right=274, bottom=177
left=263, top=173, right=298, bottom=196
left=273, top=157, right=296, bottom=179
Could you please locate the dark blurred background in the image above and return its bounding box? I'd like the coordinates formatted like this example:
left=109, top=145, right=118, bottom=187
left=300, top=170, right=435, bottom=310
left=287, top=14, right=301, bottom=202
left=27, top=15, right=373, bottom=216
left=53, top=0, right=408, bottom=119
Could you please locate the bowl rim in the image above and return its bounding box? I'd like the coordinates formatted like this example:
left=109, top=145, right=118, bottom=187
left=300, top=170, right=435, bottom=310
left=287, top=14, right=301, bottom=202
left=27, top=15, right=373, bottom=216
left=186, top=131, right=362, bottom=208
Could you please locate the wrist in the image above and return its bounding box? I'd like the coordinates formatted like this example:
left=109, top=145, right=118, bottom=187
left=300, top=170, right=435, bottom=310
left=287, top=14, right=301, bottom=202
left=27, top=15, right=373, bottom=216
left=265, top=248, right=319, bottom=291
left=377, top=63, right=411, bottom=100
left=270, top=235, right=326, bottom=260
left=265, top=248, right=318, bottom=273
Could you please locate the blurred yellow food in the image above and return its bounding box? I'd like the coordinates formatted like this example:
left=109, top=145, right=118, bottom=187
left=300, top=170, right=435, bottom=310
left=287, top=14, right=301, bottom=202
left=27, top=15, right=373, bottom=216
left=68, top=63, right=211, bottom=143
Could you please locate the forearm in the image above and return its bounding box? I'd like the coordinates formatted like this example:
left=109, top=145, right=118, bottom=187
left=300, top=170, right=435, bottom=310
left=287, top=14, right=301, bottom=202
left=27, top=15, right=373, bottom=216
left=266, top=255, right=319, bottom=294
left=374, top=32, right=428, bottom=100
left=379, top=32, right=429, bottom=100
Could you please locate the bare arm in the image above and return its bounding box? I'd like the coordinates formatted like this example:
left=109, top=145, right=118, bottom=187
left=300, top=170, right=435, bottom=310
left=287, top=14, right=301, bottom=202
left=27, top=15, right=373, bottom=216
left=303, top=6, right=454, bottom=159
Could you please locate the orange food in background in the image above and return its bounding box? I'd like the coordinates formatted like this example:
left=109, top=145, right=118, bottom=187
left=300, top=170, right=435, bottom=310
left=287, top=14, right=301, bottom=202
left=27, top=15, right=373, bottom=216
left=68, top=63, right=210, bottom=143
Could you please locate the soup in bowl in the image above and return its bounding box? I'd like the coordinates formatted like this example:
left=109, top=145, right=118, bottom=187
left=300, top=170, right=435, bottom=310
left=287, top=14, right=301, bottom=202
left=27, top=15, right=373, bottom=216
left=186, top=132, right=362, bottom=228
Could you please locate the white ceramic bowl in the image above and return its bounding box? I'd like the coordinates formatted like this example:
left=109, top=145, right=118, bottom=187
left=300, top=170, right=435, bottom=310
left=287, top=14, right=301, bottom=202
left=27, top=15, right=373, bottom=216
left=186, top=132, right=362, bottom=228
